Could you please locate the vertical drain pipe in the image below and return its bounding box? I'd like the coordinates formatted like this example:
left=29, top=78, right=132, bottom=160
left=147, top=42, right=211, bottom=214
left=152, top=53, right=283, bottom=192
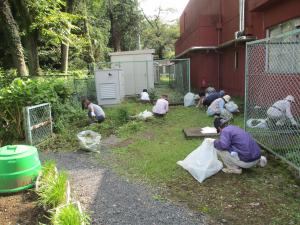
left=239, top=0, right=245, bottom=35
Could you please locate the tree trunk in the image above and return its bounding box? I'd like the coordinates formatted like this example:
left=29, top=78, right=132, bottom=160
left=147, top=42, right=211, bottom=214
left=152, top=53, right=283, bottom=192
left=61, top=42, right=69, bottom=74
left=82, top=0, right=95, bottom=73
left=112, top=21, right=121, bottom=52
left=0, top=0, right=28, bottom=76
left=60, top=0, right=75, bottom=74
left=13, top=0, right=41, bottom=76
left=24, top=30, right=41, bottom=76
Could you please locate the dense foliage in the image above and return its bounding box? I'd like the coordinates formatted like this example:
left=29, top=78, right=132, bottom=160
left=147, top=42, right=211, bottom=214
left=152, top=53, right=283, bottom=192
left=0, top=77, right=84, bottom=145
left=0, top=0, right=179, bottom=77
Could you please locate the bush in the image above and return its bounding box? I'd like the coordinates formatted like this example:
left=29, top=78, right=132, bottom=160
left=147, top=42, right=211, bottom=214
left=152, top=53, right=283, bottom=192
left=0, top=77, right=84, bottom=145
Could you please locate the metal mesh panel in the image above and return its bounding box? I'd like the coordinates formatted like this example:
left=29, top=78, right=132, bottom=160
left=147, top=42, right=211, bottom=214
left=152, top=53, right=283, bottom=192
left=245, top=29, right=300, bottom=171
left=155, top=59, right=190, bottom=94
left=23, top=103, right=52, bottom=145
left=74, top=76, right=96, bottom=102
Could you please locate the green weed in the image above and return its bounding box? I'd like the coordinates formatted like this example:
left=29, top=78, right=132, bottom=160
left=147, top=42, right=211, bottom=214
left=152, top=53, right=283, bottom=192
left=50, top=203, right=90, bottom=225
left=37, top=171, right=68, bottom=208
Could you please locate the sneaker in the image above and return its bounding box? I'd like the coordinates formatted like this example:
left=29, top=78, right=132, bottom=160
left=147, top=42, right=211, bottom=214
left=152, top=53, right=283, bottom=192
left=259, top=156, right=267, bottom=167
left=222, top=168, right=242, bottom=174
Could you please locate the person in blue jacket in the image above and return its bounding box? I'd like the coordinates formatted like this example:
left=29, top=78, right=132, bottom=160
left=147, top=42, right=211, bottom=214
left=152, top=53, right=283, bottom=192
left=213, top=117, right=267, bottom=174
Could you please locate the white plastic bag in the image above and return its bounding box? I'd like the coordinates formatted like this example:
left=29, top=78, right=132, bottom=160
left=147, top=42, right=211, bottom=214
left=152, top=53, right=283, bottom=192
left=177, top=138, right=223, bottom=183
left=184, top=92, right=195, bottom=107
left=137, top=110, right=153, bottom=120
left=77, top=130, right=101, bottom=153
left=201, top=127, right=217, bottom=134
left=246, top=119, right=268, bottom=129
left=225, top=101, right=239, bottom=113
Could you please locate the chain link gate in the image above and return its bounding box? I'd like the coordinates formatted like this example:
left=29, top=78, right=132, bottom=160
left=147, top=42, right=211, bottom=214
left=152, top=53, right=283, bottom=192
left=23, top=103, right=53, bottom=145
left=245, top=29, right=300, bottom=172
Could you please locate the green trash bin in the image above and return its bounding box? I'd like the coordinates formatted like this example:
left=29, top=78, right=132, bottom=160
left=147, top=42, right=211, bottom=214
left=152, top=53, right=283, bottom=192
left=0, top=145, right=41, bottom=193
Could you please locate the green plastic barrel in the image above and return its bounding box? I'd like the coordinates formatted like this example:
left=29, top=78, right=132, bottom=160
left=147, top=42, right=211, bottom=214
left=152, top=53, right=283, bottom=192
left=0, top=145, right=41, bottom=193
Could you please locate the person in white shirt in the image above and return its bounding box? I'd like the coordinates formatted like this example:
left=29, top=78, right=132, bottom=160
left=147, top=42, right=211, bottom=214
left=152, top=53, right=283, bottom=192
left=152, top=95, right=169, bottom=117
left=267, top=95, right=298, bottom=126
left=82, top=99, right=105, bottom=124
left=140, top=89, right=150, bottom=103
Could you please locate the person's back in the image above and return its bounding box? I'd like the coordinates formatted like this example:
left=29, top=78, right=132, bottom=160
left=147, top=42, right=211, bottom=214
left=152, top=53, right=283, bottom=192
left=268, top=99, right=289, bottom=114
left=140, top=90, right=150, bottom=101
left=204, top=91, right=224, bottom=106
left=89, top=103, right=105, bottom=118
left=214, top=125, right=261, bottom=162
left=153, top=98, right=169, bottom=115
left=207, top=98, right=224, bottom=115
left=205, top=86, right=216, bottom=96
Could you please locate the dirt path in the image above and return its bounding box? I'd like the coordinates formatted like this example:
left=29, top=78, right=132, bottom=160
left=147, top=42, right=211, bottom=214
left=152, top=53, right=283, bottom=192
left=40, top=149, right=209, bottom=225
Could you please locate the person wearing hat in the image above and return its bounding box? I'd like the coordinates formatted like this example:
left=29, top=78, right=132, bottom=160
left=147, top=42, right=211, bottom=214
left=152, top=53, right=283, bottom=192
left=267, top=95, right=298, bottom=127
left=213, top=117, right=267, bottom=174
left=206, top=95, right=231, bottom=117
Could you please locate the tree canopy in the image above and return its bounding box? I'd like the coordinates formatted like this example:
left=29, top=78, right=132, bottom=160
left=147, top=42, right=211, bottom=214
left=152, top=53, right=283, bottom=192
left=0, top=0, right=180, bottom=76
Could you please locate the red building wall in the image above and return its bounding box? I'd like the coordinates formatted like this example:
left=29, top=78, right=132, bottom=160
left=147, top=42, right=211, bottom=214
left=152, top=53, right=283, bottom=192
left=176, top=0, right=300, bottom=96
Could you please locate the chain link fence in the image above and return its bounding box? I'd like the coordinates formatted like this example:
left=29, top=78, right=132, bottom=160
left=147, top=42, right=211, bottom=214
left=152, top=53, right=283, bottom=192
left=23, top=103, right=53, bottom=145
left=154, top=59, right=190, bottom=94
left=245, top=29, right=300, bottom=172
left=73, top=76, right=96, bottom=102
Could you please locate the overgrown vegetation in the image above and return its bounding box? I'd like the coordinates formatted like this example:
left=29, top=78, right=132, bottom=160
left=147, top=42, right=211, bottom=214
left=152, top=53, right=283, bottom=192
left=50, top=203, right=90, bottom=225
left=37, top=161, right=90, bottom=225
left=37, top=171, right=68, bottom=208
left=0, top=77, right=85, bottom=145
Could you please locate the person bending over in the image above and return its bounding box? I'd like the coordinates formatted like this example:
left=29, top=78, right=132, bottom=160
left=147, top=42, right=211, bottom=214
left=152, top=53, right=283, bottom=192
left=82, top=99, right=105, bottom=124
left=207, top=95, right=231, bottom=116
left=152, top=95, right=169, bottom=117
left=267, top=95, right=298, bottom=127
left=213, top=117, right=267, bottom=174
left=201, top=90, right=225, bottom=108
left=140, top=89, right=150, bottom=103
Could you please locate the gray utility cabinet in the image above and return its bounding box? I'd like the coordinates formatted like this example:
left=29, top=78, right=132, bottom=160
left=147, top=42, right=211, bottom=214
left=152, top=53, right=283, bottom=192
left=95, top=69, right=125, bottom=105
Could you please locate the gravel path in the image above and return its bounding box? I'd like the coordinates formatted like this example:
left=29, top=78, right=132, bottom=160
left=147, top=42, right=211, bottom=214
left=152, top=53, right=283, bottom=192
left=40, top=149, right=208, bottom=225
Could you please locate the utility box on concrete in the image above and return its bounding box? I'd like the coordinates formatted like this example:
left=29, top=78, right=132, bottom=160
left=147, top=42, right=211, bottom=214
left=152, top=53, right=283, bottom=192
left=95, top=69, right=125, bottom=105
left=109, top=49, right=155, bottom=96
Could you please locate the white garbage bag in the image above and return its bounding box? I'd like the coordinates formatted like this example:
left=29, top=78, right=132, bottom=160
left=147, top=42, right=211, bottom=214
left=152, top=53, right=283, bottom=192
left=177, top=138, right=223, bottom=183
left=225, top=101, right=239, bottom=113
left=184, top=92, right=195, bottom=107
left=137, top=110, right=153, bottom=120
left=246, top=119, right=268, bottom=129
left=77, top=130, right=101, bottom=153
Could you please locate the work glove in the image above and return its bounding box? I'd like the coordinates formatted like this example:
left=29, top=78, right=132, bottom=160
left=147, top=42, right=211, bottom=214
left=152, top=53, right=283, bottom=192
left=91, top=112, right=96, bottom=117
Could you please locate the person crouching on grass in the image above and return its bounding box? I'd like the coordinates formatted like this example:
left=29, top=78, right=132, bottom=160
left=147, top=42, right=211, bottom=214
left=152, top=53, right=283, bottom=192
left=213, top=117, right=267, bottom=174
left=82, top=99, right=105, bottom=124
left=152, top=95, right=169, bottom=117
left=140, top=89, right=150, bottom=103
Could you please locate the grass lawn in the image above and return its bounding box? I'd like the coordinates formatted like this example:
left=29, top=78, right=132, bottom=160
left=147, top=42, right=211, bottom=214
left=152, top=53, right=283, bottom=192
left=42, top=86, right=300, bottom=225
left=102, top=101, right=300, bottom=225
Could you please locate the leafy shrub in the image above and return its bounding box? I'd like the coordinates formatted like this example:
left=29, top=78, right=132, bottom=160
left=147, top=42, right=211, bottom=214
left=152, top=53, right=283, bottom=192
left=148, top=88, right=157, bottom=100
left=50, top=203, right=90, bottom=225
left=0, top=77, right=85, bottom=145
